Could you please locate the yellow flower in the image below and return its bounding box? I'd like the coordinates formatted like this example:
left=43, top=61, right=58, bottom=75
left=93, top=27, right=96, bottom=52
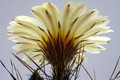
left=8, top=2, right=112, bottom=65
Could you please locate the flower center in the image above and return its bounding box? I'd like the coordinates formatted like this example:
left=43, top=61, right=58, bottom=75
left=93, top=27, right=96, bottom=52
left=42, top=33, right=78, bottom=66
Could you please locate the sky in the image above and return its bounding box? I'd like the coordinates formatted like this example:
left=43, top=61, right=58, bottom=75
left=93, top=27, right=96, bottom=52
left=0, top=0, right=120, bottom=80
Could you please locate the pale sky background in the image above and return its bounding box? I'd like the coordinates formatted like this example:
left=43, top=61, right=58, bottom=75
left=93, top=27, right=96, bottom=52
left=0, top=0, right=120, bottom=80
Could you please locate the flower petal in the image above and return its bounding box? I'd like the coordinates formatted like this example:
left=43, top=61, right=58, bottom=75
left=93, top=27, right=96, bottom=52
left=42, top=3, right=59, bottom=36
left=86, top=36, right=111, bottom=44
left=84, top=44, right=105, bottom=54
